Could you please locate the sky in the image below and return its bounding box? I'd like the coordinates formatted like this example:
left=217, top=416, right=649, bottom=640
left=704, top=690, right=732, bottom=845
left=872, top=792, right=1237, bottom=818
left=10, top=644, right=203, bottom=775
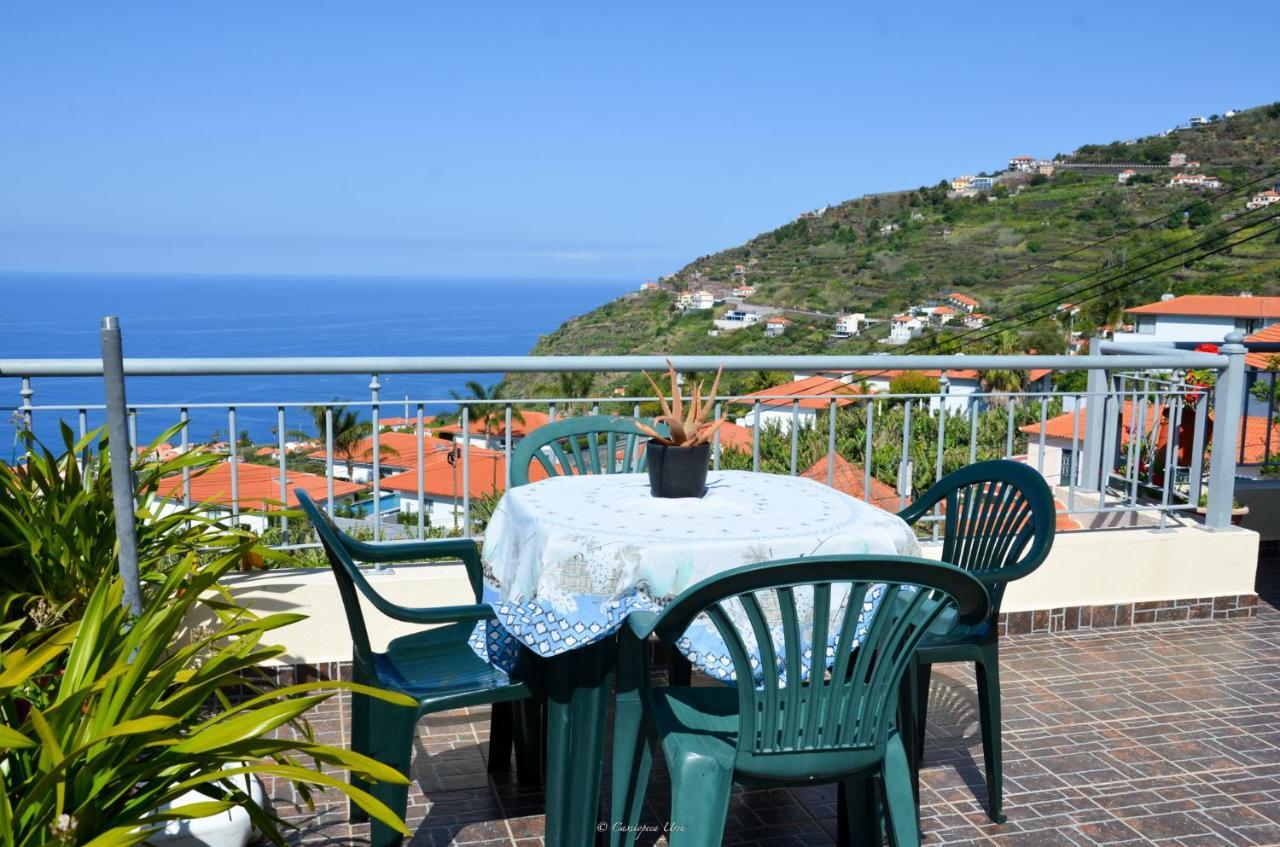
left=2, top=2, right=1278, bottom=282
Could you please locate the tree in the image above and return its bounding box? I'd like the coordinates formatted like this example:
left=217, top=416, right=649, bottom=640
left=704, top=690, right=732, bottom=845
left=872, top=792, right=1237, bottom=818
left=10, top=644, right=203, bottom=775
left=450, top=381, right=524, bottom=435
left=294, top=403, right=378, bottom=480
left=1187, top=200, right=1215, bottom=229
left=888, top=372, right=941, bottom=395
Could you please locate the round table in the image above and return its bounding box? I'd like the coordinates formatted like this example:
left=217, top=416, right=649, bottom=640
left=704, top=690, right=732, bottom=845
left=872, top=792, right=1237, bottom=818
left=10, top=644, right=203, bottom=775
left=473, top=469, right=922, bottom=847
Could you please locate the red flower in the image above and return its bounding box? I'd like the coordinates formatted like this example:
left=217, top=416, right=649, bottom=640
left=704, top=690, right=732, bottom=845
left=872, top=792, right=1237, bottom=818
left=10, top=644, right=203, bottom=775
left=1195, top=343, right=1220, bottom=354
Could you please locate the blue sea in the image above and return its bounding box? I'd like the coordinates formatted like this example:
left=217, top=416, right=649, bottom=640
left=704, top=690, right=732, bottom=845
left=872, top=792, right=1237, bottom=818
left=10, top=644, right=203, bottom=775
left=0, top=272, right=631, bottom=453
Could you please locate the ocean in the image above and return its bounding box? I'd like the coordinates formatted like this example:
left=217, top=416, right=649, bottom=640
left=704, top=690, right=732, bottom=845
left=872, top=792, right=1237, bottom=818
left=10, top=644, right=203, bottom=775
left=0, top=272, right=631, bottom=452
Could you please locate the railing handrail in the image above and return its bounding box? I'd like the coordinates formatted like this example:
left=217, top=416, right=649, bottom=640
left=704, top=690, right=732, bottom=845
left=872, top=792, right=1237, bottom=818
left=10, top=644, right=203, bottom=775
left=0, top=350, right=1227, bottom=378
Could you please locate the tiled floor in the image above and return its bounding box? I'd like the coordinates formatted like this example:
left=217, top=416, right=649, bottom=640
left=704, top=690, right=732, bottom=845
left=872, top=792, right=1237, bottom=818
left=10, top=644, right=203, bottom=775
left=268, top=556, right=1280, bottom=846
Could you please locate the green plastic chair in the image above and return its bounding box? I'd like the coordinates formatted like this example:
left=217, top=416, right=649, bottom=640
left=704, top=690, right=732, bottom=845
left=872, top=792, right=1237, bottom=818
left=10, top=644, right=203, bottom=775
left=610, top=555, right=989, bottom=847
left=509, top=414, right=664, bottom=487
left=295, top=490, right=538, bottom=847
left=896, top=459, right=1056, bottom=823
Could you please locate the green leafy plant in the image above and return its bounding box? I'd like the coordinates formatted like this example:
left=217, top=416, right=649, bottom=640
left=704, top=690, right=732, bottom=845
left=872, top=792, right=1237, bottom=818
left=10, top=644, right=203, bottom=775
left=634, top=361, right=726, bottom=447
left=0, top=550, right=415, bottom=847
left=0, top=425, right=272, bottom=629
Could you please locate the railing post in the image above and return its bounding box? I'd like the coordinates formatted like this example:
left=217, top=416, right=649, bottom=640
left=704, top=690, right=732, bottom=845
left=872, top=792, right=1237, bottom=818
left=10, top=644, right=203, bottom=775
left=100, top=317, right=143, bottom=616
left=1080, top=337, right=1108, bottom=491
left=19, top=376, right=33, bottom=434
left=1205, top=331, right=1246, bottom=529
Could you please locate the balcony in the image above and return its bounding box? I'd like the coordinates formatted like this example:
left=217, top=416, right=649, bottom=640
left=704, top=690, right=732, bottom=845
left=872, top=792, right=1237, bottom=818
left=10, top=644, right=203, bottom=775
left=2, top=335, right=1276, bottom=846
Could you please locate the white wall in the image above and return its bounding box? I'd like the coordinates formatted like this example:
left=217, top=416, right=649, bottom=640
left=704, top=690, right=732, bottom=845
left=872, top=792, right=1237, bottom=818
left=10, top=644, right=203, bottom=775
left=734, top=407, right=817, bottom=434
left=1113, top=315, right=1241, bottom=344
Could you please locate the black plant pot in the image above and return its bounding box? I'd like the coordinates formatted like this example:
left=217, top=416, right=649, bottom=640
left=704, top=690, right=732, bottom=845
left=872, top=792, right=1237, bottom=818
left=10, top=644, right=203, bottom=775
left=647, top=442, right=711, bottom=498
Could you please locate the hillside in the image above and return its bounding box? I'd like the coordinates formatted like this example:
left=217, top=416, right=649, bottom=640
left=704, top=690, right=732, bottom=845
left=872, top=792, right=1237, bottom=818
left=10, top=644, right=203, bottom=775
left=506, top=102, right=1280, bottom=397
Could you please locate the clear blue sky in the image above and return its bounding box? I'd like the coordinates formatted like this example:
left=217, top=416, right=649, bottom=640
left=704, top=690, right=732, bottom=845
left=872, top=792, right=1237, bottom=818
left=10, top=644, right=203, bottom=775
left=2, top=2, right=1277, bottom=281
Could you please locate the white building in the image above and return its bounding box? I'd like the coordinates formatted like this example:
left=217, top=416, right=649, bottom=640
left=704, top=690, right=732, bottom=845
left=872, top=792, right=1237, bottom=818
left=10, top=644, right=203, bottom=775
left=964, top=313, right=989, bottom=330
left=1169, top=152, right=1188, bottom=167
left=1009, top=156, right=1036, bottom=172
left=1118, top=169, right=1137, bottom=184
left=945, top=292, right=979, bottom=313
left=931, top=305, right=958, bottom=325
left=1246, top=191, right=1280, bottom=211
left=1169, top=173, right=1222, bottom=189
left=733, top=374, right=858, bottom=434
left=887, top=315, right=923, bottom=344
left=833, top=313, right=867, bottom=337
left=854, top=368, right=1054, bottom=415
left=676, top=290, right=715, bottom=311
left=713, top=310, right=761, bottom=331
left=1112, top=294, right=1280, bottom=345
left=732, top=285, right=756, bottom=299
left=1189, top=116, right=1210, bottom=127
left=639, top=281, right=659, bottom=291
left=765, top=317, right=791, bottom=337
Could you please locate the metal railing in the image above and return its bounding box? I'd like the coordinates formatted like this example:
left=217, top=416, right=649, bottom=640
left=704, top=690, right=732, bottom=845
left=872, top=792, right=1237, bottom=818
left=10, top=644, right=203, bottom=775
left=1, top=329, right=1249, bottom=562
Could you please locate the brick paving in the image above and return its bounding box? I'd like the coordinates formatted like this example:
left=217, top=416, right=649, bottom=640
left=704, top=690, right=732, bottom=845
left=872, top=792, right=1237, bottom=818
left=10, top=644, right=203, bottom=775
left=266, top=555, right=1280, bottom=846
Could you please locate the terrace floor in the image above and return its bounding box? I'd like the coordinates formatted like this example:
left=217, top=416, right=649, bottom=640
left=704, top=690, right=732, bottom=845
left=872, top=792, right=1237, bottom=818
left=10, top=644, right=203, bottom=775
left=269, top=554, right=1280, bottom=847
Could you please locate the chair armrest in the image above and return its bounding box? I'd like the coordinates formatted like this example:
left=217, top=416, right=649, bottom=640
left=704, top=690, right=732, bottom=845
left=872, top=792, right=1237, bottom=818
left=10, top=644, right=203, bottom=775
left=626, top=611, right=661, bottom=640
left=372, top=600, right=496, bottom=627
left=338, top=534, right=480, bottom=565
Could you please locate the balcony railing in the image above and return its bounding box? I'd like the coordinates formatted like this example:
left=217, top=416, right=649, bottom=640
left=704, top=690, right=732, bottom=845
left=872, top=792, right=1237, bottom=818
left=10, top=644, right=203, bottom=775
left=0, top=332, right=1251, bottom=559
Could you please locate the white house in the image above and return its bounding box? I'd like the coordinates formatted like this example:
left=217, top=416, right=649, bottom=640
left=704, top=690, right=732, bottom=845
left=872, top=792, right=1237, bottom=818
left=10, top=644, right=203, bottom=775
left=639, top=281, right=659, bottom=291
left=930, top=305, right=958, bottom=326
left=1169, top=173, right=1221, bottom=189
left=853, top=368, right=1054, bottom=415
left=733, top=374, right=859, bottom=434
left=1169, top=152, right=1188, bottom=167
left=713, top=310, right=761, bottom=332
left=676, top=289, right=715, bottom=311
left=732, top=285, right=756, bottom=299
left=833, top=313, right=867, bottom=338
left=1247, top=191, right=1280, bottom=211
left=945, top=292, right=979, bottom=313
left=1118, top=169, right=1137, bottom=184
left=1112, top=294, right=1280, bottom=345
left=887, top=315, right=923, bottom=345
left=950, top=175, right=974, bottom=191
left=964, top=313, right=989, bottom=330
left=1009, top=156, right=1036, bottom=172
left=765, top=317, right=791, bottom=337
left=1189, top=116, right=1210, bottom=127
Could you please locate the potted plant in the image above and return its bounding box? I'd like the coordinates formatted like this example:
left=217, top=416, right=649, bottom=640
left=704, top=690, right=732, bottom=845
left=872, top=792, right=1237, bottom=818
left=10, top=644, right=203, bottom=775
left=634, top=361, right=725, bottom=498
left=1196, top=491, right=1250, bottom=525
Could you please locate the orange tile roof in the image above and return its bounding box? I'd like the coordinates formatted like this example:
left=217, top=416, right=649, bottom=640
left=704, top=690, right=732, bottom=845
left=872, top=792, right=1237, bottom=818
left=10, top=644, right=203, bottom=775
left=852, top=368, right=1054, bottom=384
left=1020, top=401, right=1280, bottom=464
left=801, top=454, right=900, bottom=510
left=1126, top=295, right=1280, bottom=319
left=933, top=305, right=958, bottom=315
left=306, top=432, right=461, bottom=468
left=379, top=451, right=549, bottom=500
left=948, top=292, right=979, bottom=306
left=715, top=421, right=756, bottom=450
left=435, top=410, right=553, bottom=441
left=156, top=461, right=366, bottom=510
left=735, top=375, right=862, bottom=410
left=378, top=416, right=437, bottom=429
left=1245, top=324, right=1280, bottom=369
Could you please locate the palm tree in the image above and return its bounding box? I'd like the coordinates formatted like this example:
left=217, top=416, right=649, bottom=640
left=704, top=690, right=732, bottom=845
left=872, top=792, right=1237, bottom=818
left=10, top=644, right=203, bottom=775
left=292, top=403, right=393, bottom=481
left=976, top=330, right=1026, bottom=404
left=555, top=373, right=595, bottom=415
left=449, top=382, right=524, bottom=436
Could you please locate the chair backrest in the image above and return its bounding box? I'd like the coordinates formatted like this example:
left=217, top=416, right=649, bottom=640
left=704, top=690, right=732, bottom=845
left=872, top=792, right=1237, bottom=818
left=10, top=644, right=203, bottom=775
left=509, top=415, right=665, bottom=487
left=897, top=459, right=1056, bottom=611
left=294, top=489, right=380, bottom=674
left=649, top=555, right=988, bottom=782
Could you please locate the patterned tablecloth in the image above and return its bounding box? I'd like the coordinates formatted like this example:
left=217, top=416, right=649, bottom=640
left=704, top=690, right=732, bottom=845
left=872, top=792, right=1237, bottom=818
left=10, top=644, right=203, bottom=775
left=470, top=470, right=922, bottom=681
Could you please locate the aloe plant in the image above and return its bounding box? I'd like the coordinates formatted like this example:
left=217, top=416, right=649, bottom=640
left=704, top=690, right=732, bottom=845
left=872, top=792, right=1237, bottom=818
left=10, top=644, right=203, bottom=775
left=0, top=545, right=415, bottom=847
left=635, top=360, right=726, bottom=447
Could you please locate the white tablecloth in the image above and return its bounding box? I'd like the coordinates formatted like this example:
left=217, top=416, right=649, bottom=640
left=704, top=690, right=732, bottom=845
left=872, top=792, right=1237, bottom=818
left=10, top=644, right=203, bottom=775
left=472, top=470, right=922, bottom=680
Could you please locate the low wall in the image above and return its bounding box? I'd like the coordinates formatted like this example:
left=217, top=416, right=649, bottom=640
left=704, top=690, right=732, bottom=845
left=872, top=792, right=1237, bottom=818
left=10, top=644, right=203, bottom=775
left=212, top=524, right=1260, bottom=667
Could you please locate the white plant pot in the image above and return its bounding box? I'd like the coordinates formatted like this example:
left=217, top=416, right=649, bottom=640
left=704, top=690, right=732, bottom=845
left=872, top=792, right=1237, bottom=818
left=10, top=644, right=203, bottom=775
left=146, top=765, right=267, bottom=847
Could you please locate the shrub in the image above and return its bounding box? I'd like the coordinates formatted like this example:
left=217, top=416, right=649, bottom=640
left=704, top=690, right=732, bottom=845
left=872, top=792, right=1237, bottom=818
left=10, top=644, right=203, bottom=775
left=888, top=372, right=941, bottom=395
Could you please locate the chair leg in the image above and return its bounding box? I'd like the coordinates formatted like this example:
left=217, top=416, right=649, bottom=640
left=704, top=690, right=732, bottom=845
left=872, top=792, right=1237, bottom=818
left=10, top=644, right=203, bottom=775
left=668, top=644, right=692, bottom=686
left=366, top=701, right=421, bottom=847
left=882, top=731, right=921, bottom=847
left=488, top=701, right=514, bottom=775
left=666, top=752, right=732, bottom=847
left=609, top=695, right=652, bottom=847
left=513, top=697, right=544, bottom=786
left=348, top=691, right=371, bottom=823
left=975, top=649, right=1005, bottom=824
left=913, top=659, right=932, bottom=766
left=836, top=777, right=879, bottom=847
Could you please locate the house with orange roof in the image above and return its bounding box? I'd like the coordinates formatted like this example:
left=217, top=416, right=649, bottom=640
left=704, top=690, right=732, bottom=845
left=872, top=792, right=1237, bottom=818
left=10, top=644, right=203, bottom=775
left=1117, top=169, right=1137, bottom=184
left=1008, top=155, right=1036, bottom=173
left=305, top=431, right=477, bottom=482
left=732, top=374, right=861, bottom=434
left=434, top=410, right=553, bottom=452
left=1247, top=190, right=1280, bottom=211
left=764, top=316, right=792, bottom=337
left=963, top=312, right=989, bottom=330
left=888, top=314, right=923, bottom=344
left=930, top=304, right=958, bottom=325
left=1020, top=401, right=1280, bottom=487
left=155, top=461, right=367, bottom=532
left=945, top=292, right=979, bottom=313
left=1113, top=294, right=1280, bottom=345
left=380, top=450, right=549, bottom=530
left=378, top=415, right=436, bottom=433
left=853, top=367, right=1053, bottom=414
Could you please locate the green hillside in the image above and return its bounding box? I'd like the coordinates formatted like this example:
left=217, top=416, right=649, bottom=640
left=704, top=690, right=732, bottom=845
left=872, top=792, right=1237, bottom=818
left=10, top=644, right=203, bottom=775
left=507, top=102, right=1280, bottom=397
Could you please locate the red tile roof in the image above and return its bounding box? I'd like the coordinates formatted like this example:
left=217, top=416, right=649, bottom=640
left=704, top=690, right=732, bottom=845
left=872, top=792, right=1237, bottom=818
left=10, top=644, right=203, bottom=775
left=1126, top=295, right=1280, bottom=319
left=306, top=432, right=461, bottom=468
left=801, top=454, right=900, bottom=510
left=948, top=292, right=979, bottom=306
left=933, top=305, right=957, bottom=315
left=380, top=451, right=549, bottom=500
left=735, top=375, right=862, bottom=410
left=435, top=410, right=553, bottom=441
left=1020, top=401, right=1280, bottom=464
left=852, top=368, right=1054, bottom=384
left=1245, top=324, right=1280, bottom=369
left=156, top=461, right=366, bottom=510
